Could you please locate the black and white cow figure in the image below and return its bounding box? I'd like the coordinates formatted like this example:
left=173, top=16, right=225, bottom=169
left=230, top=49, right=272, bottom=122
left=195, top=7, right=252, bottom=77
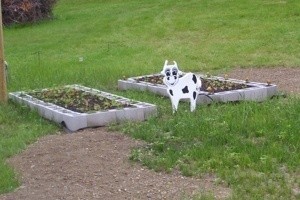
left=161, top=60, right=201, bottom=113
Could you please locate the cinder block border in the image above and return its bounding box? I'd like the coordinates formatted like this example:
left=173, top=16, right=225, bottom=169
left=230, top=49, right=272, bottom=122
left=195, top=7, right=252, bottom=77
left=118, top=74, right=277, bottom=104
left=9, top=84, right=157, bottom=132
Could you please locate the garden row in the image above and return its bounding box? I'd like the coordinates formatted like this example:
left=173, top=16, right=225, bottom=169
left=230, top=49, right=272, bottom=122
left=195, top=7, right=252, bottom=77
left=9, top=73, right=277, bottom=131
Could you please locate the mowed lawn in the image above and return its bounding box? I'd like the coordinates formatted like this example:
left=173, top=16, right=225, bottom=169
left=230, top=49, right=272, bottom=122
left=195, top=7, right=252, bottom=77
left=1, top=0, right=300, bottom=199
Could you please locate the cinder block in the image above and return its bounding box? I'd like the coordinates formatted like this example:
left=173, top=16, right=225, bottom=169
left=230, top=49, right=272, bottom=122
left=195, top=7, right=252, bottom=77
left=119, top=74, right=278, bottom=104
left=40, top=105, right=56, bottom=121
left=143, top=104, right=158, bottom=119
left=118, top=80, right=131, bottom=90
left=86, top=111, right=117, bottom=127
left=9, top=84, right=157, bottom=132
left=10, top=92, right=25, bottom=105
left=265, top=85, right=277, bottom=97
left=62, top=114, right=87, bottom=132
left=216, top=91, right=244, bottom=102
left=147, top=84, right=168, bottom=97
left=243, top=87, right=267, bottom=101
left=118, top=80, right=148, bottom=91
left=197, top=94, right=214, bottom=104
left=36, top=104, right=46, bottom=116
left=52, top=109, right=64, bottom=124
left=116, top=107, right=145, bottom=122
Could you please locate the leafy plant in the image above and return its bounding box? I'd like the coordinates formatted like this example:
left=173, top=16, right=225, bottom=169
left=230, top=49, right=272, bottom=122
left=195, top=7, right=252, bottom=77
left=136, top=74, right=249, bottom=93
left=2, top=0, right=57, bottom=26
left=28, top=87, right=132, bottom=113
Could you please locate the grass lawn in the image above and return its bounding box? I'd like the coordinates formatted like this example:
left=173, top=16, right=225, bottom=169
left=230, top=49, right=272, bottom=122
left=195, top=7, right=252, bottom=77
left=1, top=0, right=300, bottom=198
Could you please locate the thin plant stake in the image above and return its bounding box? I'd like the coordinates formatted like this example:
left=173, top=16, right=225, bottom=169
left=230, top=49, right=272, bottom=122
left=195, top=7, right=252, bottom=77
left=0, top=1, right=7, bottom=103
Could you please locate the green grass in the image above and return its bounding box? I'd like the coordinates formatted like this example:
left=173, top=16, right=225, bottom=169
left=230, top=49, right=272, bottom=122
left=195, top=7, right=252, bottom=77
left=1, top=0, right=300, bottom=198
left=118, top=92, right=300, bottom=199
left=0, top=103, right=58, bottom=193
left=4, top=0, right=300, bottom=91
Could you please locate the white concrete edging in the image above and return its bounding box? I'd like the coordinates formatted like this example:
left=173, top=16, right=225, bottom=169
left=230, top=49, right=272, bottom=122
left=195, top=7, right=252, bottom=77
left=9, top=84, right=157, bottom=132
left=118, top=74, right=277, bottom=104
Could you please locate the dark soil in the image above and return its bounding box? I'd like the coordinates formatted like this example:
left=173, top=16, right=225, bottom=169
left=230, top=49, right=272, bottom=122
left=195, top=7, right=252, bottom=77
left=28, top=87, right=132, bottom=113
left=136, top=75, right=249, bottom=94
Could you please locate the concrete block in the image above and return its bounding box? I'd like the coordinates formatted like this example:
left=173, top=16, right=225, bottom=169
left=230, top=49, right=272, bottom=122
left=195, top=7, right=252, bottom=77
left=62, top=114, right=87, bottom=132
left=9, top=84, right=157, bottom=132
left=147, top=84, right=168, bottom=97
left=86, top=111, right=117, bottom=127
left=143, top=104, right=158, bottom=119
left=215, top=91, right=244, bottom=102
left=116, top=107, right=145, bottom=123
left=243, top=87, right=267, bottom=102
left=120, top=74, right=278, bottom=104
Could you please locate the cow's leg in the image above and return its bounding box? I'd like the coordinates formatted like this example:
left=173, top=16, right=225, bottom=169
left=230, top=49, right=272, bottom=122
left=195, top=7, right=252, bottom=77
left=190, top=97, right=197, bottom=112
left=171, top=97, right=180, bottom=113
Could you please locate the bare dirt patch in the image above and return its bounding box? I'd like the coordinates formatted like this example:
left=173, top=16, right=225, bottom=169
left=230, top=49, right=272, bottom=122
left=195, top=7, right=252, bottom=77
left=225, top=67, right=300, bottom=94
left=0, top=129, right=230, bottom=200
left=1, top=67, right=299, bottom=200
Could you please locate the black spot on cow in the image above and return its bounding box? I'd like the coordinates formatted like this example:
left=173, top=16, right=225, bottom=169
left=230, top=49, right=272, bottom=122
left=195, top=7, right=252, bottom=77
left=193, top=91, right=197, bottom=100
left=192, top=74, right=197, bottom=84
left=169, top=89, right=173, bottom=96
left=182, top=86, right=189, bottom=94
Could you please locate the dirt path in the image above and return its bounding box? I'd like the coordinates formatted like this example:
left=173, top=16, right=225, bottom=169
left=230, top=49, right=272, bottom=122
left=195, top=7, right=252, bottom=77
left=225, top=67, right=300, bottom=94
left=1, top=67, right=299, bottom=200
left=0, top=129, right=230, bottom=200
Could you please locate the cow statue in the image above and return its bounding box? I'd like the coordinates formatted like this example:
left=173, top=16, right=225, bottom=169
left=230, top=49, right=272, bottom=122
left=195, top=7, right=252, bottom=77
left=161, top=60, right=201, bottom=113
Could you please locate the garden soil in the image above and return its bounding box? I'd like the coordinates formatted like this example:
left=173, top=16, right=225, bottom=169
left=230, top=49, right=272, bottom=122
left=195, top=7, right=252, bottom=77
left=1, top=67, right=299, bottom=200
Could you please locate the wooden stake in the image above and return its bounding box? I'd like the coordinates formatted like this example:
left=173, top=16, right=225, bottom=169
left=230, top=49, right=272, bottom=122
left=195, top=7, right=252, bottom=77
left=0, top=1, right=8, bottom=103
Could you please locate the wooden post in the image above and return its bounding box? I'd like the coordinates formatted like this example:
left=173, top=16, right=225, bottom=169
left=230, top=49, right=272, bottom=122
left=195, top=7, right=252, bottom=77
left=0, top=1, right=8, bottom=103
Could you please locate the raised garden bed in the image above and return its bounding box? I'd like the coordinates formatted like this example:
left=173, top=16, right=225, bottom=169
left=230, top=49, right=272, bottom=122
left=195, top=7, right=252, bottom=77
left=9, top=85, right=157, bottom=132
left=118, top=73, right=277, bottom=104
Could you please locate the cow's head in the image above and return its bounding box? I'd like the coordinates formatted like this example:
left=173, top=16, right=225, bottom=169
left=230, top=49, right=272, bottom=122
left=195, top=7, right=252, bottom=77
left=161, top=60, right=182, bottom=86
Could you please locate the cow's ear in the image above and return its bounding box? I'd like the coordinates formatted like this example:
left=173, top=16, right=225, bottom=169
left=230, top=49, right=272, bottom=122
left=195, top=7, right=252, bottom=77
left=162, top=60, right=168, bottom=75
left=173, top=61, right=177, bottom=67
left=173, top=61, right=182, bottom=74
left=164, top=60, right=168, bottom=67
